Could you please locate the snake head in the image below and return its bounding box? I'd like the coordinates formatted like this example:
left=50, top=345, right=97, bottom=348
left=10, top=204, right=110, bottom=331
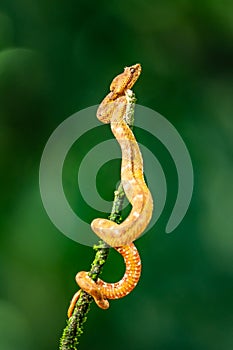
left=110, top=63, right=141, bottom=95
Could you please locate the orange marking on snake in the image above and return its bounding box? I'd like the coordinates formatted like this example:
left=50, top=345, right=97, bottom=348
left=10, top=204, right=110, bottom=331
left=68, top=243, right=141, bottom=316
left=91, top=63, right=153, bottom=247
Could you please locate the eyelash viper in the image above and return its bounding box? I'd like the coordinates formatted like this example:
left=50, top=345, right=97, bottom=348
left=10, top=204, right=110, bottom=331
left=68, top=64, right=153, bottom=316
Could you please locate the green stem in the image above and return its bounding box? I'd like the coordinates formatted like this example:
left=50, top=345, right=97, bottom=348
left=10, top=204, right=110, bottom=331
left=59, top=90, right=136, bottom=350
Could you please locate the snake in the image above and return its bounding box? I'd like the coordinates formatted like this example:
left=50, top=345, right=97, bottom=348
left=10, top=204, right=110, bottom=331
left=68, top=64, right=153, bottom=316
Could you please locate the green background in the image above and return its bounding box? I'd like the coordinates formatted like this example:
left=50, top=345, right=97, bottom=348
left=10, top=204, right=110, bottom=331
left=0, top=1, right=232, bottom=349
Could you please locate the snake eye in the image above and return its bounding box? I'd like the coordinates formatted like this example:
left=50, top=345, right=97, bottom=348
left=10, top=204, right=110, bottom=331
left=130, top=67, right=135, bottom=73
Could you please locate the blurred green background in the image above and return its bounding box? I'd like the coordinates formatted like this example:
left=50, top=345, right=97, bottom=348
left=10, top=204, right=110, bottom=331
left=0, top=1, right=232, bottom=349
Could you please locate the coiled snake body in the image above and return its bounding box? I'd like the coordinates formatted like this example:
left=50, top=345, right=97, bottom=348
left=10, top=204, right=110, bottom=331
left=68, top=243, right=141, bottom=316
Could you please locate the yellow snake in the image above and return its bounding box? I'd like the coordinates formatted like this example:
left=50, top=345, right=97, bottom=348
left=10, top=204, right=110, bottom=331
left=68, top=64, right=153, bottom=316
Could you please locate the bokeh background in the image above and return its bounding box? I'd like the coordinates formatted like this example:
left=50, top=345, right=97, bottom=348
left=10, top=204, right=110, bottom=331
left=0, top=1, right=233, bottom=349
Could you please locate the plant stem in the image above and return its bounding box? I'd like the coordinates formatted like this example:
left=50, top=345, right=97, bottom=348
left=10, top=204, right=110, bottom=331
left=59, top=90, right=136, bottom=350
